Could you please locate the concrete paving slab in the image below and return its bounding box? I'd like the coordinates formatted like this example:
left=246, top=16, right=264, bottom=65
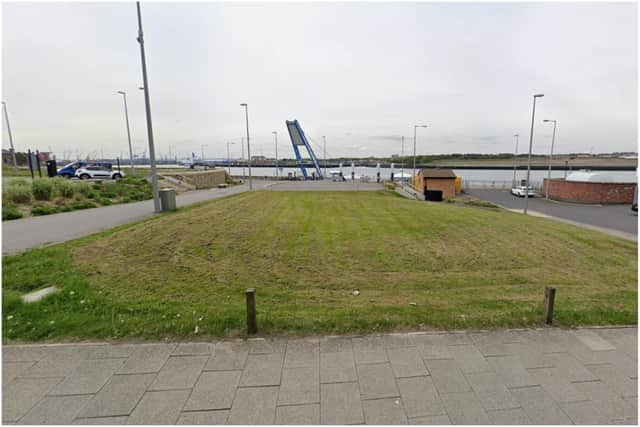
left=440, top=391, right=491, bottom=425
left=320, top=382, right=364, bottom=425
left=319, top=336, right=353, bottom=353
left=2, top=376, right=62, bottom=422
left=284, top=339, right=319, bottom=368
left=527, top=366, right=588, bottom=403
left=387, top=346, right=428, bottom=378
left=541, top=352, right=599, bottom=383
left=572, top=329, right=617, bottom=351
left=89, top=344, right=136, bottom=360
left=414, top=335, right=454, bottom=360
left=183, top=371, right=241, bottom=411
left=277, top=367, right=320, bottom=406
left=3, top=361, right=34, bottom=384
left=449, top=344, right=491, bottom=374
left=572, top=380, right=637, bottom=421
left=486, top=355, right=538, bottom=388
left=587, top=363, right=638, bottom=398
left=118, top=344, right=176, bottom=374
left=424, top=358, right=471, bottom=394
left=49, top=358, right=125, bottom=395
left=239, top=353, right=284, bottom=387
left=382, top=333, right=415, bottom=348
left=77, top=373, right=156, bottom=418
left=204, top=343, right=248, bottom=371
left=19, top=395, right=93, bottom=425
left=464, top=371, right=520, bottom=411
left=408, top=414, right=451, bottom=425
left=362, top=398, right=408, bottom=424
left=72, top=416, right=129, bottom=424
left=560, top=399, right=612, bottom=424
left=227, top=386, right=278, bottom=425
left=357, top=362, right=400, bottom=400
left=510, top=385, right=573, bottom=424
left=275, top=404, right=320, bottom=425
left=149, top=355, right=208, bottom=391
left=320, top=351, right=356, bottom=383
left=172, top=342, right=213, bottom=356
left=128, top=389, right=190, bottom=425
left=176, top=410, right=229, bottom=425
left=396, top=376, right=445, bottom=418
left=353, top=336, right=389, bottom=364
left=2, top=346, right=46, bottom=362
left=21, top=349, right=87, bottom=378
left=486, top=407, right=532, bottom=424
left=248, top=338, right=287, bottom=354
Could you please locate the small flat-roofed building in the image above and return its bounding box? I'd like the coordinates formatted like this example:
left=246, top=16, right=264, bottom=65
left=414, top=168, right=457, bottom=199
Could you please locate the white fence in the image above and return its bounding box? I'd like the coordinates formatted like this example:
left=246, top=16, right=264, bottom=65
left=462, top=180, right=543, bottom=190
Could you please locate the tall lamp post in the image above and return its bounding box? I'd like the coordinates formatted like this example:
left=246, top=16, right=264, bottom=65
left=116, top=91, right=135, bottom=174
left=226, top=142, right=235, bottom=175
left=543, top=119, right=557, bottom=199
left=413, top=124, right=428, bottom=189
left=135, top=1, right=160, bottom=213
left=240, top=103, right=252, bottom=190
left=200, top=144, right=208, bottom=162
left=241, top=137, right=246, bottom=180
left=272, top=131, right=278, bottom=178
left=323, top=135, right=327, bottom=178
left=401, top=136, right=405, bottom=185
left=2, top=101, right=18, bottom=173
left=512, top=133, right=519, bottom=188
left=524, top=94, right=544, bottom=214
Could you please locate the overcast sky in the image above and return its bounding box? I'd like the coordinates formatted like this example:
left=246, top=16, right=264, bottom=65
left=2, top=2, right=637, bottom=160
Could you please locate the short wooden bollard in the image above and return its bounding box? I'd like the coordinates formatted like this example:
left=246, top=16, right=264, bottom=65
left=543, top=286, right=556, bottom=325
left=246, top=288, right=257, bottom=335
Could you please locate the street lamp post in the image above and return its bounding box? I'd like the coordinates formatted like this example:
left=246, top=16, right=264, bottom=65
left=241, top=137, right=246, bottom=180
left=135, top=1, right=160, bottom=213
left=116, top=91, right=135, bottom=174
left=512, top=133, right=519, bottom=188
left=413, top=124, right=428, bottom=189
left=226, top=142, right=235, bottom=175
left=200, top=144, right=207, bottom=162
left=524, top=94, right=544, bottom=214
left=2, top=101, right=18, bottom=173
left=272, top=131, right=278, bottom=178
left=323, top=135, right=327, bottom=178
left=543, top=119, right=557, bottom=199
left=401, top=136, right=405, bottom=185
left=240, top=103, right=252, bottom=190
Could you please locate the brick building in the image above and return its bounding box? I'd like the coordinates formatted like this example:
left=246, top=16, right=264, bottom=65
left=543, top=171, right=637, bottom=204
left=413, top=169, right=457, bottom=199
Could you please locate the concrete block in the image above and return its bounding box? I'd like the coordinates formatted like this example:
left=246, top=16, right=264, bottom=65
left=528, top=367, right=587, bottom=403
left=387, top=347, right=428, bottom=378
left=485, top=355, right=538, bottom=388
left=2, top=346, right=46, bottom=363
left=362, top=398, right=408, bottom=424
left=319, top=336, right=353, bottom=353
left=172, top=342, right=213, bottom=356
left=278, top=367, right=319, bottom=406
left=320, top=351, right=356, bottom=383
left=72, top=416, right=128, bottom=424
left=177, top=410, right=229, bottom=425
left=2, top=377, right=62, bottom=422
left=239, top=353, right=284, bottom=387
left=77, top=373, right=156, bottom=418
left=118, top=344, right=175, bottom=374
left=19, top=394, right=92, bottom=424
left=128, top=389, right=190, bottom=424
left=486, top=407, right=532, bottom=424
left=275, top=404, right=320, bottom=425
left=3, top=361, right=34, bottom=384
left=510, top=385, right=573, bottom=424
left=396, top=376, right=445, bottom=418
left=424, top=358, right=471, bottom=393
left=464, top=371, right=519, bottom=411
left=49, top=358, right=124, bottom=395
left=572, top=329, right=617, bottom=351
left=449, top=344, right=491, bottom=374
left=204, top=343, right=248, bottom=371
left=408, top=414, right=451, bottom=425
left=320, top=382, right=364, bottom=425
left=440, top=391, right=491, bottom=425
left=284, top=339, right=319, bottom=368
left=352, top=336, right=388, bottom=364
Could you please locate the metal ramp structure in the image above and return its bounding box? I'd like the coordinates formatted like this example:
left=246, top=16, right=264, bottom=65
left=286, top=120, right=323, bottom=179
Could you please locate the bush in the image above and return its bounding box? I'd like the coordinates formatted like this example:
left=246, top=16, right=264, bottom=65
left=4, top=185, right=32, bottom=204
left=96, top=198, right=112, bottom=206
left=100, top=190, right=117, bottom=198
left=86, top=191, right=96, bottom=199
left=31, top=205, right=60, bottom=216
left=92, top=183, right=103, bottom=190
left=76, top=182, right=92, bottom=195
left=3, top=204, right=23, bottom=220
left=69, top=200, right=96, bottom=210
left=74, top=193, right=85, bottom=202
left=52, top=178, right=75, bottom=198
left=31, top=179, right=54, bottom=201
left=11, top=178, right=29, bottom=187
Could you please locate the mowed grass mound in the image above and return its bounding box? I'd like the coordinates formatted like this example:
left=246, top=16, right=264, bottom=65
left=3, top=190, right=637, bottom=341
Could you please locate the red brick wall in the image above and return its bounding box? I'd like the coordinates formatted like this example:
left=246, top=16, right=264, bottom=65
left=543, top=178, right=636, bottom=204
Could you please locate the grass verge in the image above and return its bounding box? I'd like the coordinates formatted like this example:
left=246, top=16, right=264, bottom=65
left=3, top=190, right=637, bottom=342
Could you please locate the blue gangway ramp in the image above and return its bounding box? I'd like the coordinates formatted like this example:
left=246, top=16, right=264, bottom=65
left=286, top=120, right=323, bottom=179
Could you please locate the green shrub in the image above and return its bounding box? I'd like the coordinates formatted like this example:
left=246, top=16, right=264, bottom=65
left=96, top=197, right=112, bottom=206
left=3, top=204, right=23, bottom=220
left=76, top=182, right=92, bottom=195
left=101, top=190, right=117, bottom=198
left=69, top=200, right=96, bottom=210
left=10, top=178, right=29, bottom=187
left=86, top=191, right=96, bottom=199
left=92, top=182, right=103, bottom=190
left=4, top=185, right=32, bottom=204
left=73, top=192, right=85, bottom=202
left=31, top=179, right=54, bottom=201
left=52, top=178, right=75, bottom=198
left=31, top=205, right=60, bottom=216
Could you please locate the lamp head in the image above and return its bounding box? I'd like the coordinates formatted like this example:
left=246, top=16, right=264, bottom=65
left=240, top=103, right=247, bottom=107
left=534, top=94, right=544, bottom=98
left=116, top=91, right=125, bottom=95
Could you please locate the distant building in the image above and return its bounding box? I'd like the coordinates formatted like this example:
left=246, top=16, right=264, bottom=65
left=414, top=169, right=457, bottom=199
left=543, top=171, right=637, bottom=204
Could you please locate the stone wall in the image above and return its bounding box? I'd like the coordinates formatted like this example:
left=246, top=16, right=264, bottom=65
left=160, top=169, right=228, bottom=190
left=543, top=178, right=636, bottom=204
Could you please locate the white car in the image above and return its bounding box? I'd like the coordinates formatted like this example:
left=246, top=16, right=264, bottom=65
left=75, top=167, right=125, bottom=180
left=511, top=186, right=536, bottom=197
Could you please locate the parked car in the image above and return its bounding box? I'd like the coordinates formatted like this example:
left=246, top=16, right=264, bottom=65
left=57, top=161, right=112, bottom=178
left=511, top=186, right=536, bottom=197
left=75, top=165, right=124, bottom=180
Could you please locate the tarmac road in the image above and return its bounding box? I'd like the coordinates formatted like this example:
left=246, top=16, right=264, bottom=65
left=466, top=189, right=637, bottom=238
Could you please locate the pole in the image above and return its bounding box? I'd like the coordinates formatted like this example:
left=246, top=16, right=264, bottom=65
left=226, top=142, right=233, bottom=175
left=524, top=94, right=544, bottom=214
left=241, top=104, right=252, bottom=190
left=401, top=136, right=405, bottom=185
left=241, top=137, right=246, bottom=180
left=323, top=135, right=327, bottom=178
left=246, top=288, right=257, bottom=335
left=118, top=92, right=135, bottom=174
left=412, top=126, right=417, bottom=187
left=545, top=120, right=557, bottom=199
left=512, top=134, right=519, bottom=188
left=201, top=145, right=205, bottom=162
left=36, top=150, right=42, bottom=177
left=136, top=2, right=160, bottom=213
left=2, top=102, right=18, bottom=173
left=273, top=131, right=278, bottom=178
left=27, top=149, right=34, bottom=179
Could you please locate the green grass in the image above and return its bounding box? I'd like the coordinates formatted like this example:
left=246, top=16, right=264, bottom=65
left=3, top=190, right=637, bottom=342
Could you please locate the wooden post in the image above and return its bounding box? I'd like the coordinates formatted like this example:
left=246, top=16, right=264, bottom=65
left=246, top=288, right=257, bottom=335
left=543, top=286, right=556, bottom=325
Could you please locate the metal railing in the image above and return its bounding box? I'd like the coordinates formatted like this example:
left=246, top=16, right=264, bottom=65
left=462, top=180, right=543, bottom=190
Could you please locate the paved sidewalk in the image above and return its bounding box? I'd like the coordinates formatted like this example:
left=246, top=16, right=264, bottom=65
left=3, top=327, right=637, bottom=424
left=1, top=181, right=276, bottom=255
